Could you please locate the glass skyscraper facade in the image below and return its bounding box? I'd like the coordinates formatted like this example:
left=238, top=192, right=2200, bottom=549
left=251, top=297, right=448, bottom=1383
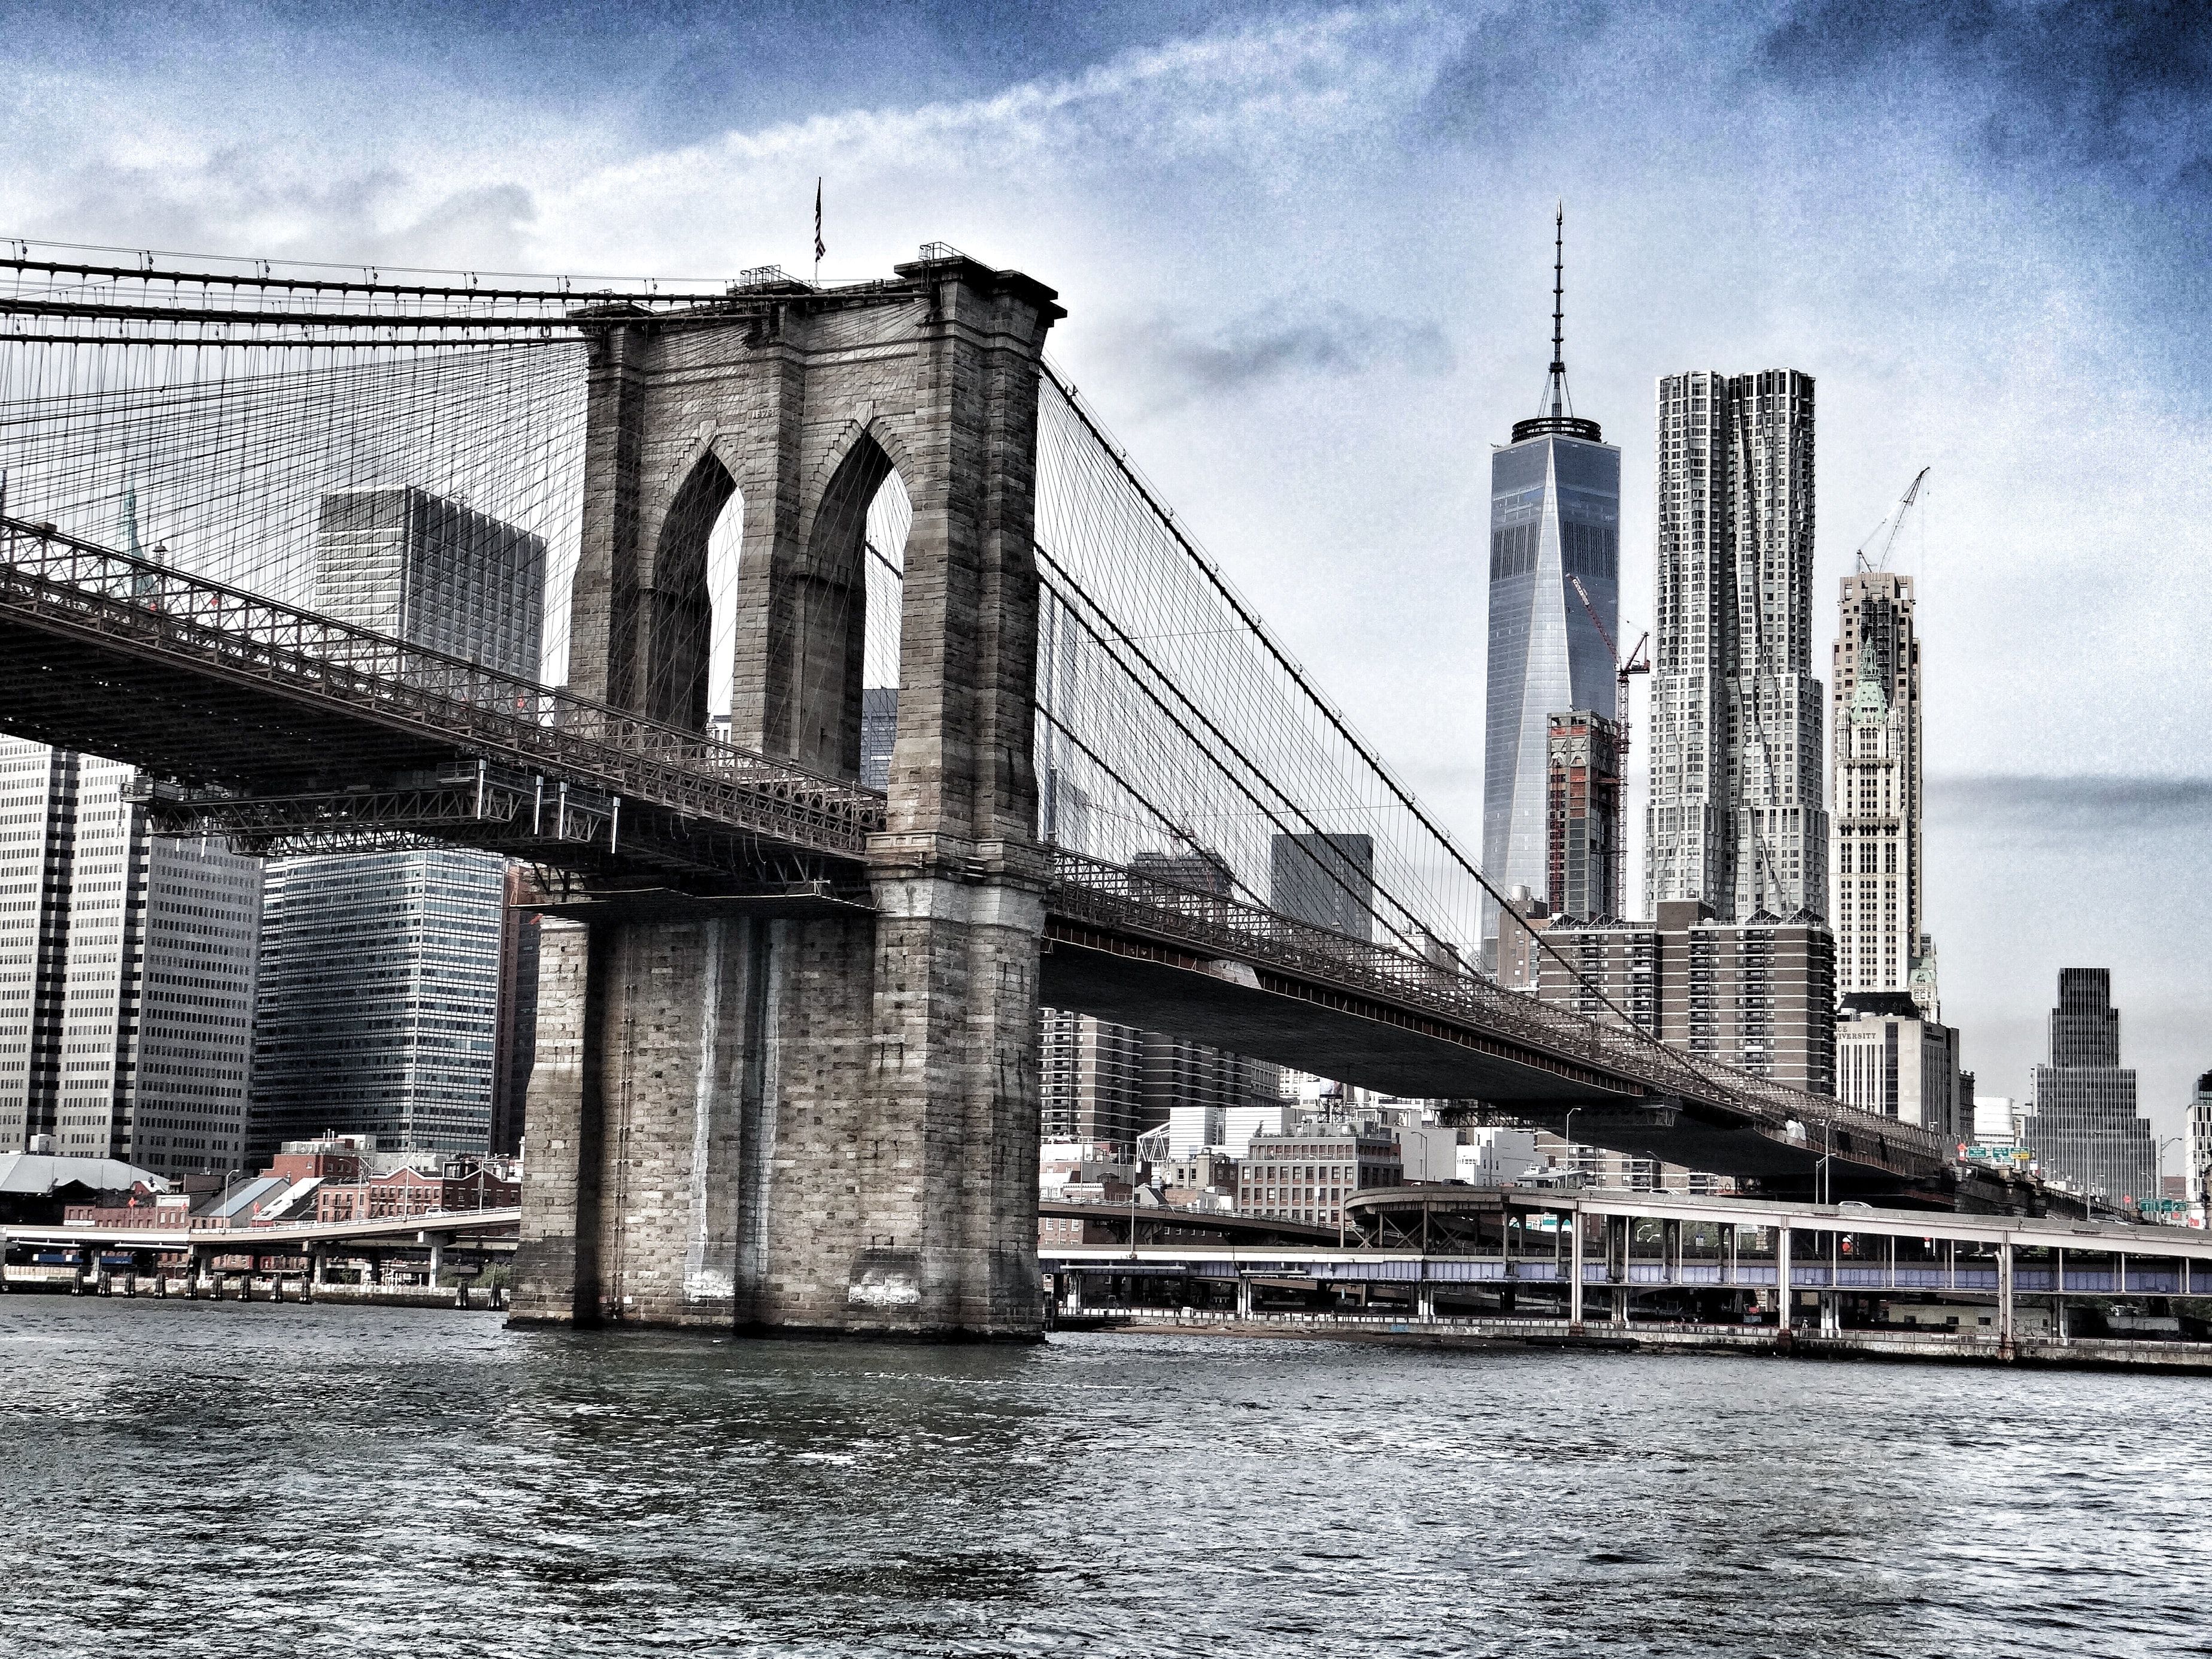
left=1483, top=427, right=1619, bottom=958
left=253, top=848, right=507, bottom=1156
left=313, top=486, right=545, bottom=675
left=1482, top=211, right=1619, bottom=966
left=248, top=488, right=545, bottom=1158
left=0, top=741, right=262, bottom=1176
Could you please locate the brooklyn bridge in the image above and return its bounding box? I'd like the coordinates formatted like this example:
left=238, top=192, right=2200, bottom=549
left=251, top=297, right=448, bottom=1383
left=0, top=244, right=2014, bottom=1336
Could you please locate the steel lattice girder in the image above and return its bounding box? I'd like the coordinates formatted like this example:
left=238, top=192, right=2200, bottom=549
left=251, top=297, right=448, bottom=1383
left=0, top=519, right=884, bottom=875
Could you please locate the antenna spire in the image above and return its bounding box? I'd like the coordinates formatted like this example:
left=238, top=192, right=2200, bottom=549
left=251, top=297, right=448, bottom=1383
left=1512, top=202, right=1601, bottom=443
left=1550, top=201, right=1565, bottom=409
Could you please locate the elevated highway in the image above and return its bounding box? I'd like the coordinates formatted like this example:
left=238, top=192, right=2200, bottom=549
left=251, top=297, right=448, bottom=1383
left=1042, top=1192, right=2212, bottom=1364
left=1, top=1207, right=521, bottom=1257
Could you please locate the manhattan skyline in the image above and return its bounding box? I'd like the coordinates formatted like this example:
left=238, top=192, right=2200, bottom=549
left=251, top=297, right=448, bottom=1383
left=0, top=1, right=2203, bottom=1132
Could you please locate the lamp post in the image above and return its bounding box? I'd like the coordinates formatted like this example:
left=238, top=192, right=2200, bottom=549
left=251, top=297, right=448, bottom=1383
left=2155, top=1136, right=2185, bottom=1223
left=1562, top=1108, right=1580, bottom=1187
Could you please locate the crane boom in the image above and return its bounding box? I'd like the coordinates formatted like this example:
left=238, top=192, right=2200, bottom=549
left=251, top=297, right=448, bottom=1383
left=1856, top=466, right=1929, bottom=572
left=1568, top=575, right=1617, bottom=663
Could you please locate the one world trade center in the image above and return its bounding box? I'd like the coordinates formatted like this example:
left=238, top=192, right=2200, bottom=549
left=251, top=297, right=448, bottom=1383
left=1482, top=209, right=1621, bottom=965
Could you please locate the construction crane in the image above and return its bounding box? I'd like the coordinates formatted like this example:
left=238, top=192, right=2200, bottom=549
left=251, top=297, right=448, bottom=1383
left=1855, top=466, right=1929, bottom=572
left=1569, top=575, right=1650, bottom=918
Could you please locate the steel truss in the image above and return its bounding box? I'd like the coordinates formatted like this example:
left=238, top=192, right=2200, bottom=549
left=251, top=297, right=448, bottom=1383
left=1046, top=850, right=1948, bottom=1179
left=0, top=517, right=882, bottom=879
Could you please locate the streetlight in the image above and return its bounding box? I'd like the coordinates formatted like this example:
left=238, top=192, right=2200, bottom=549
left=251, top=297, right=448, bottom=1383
left=2155, top=1136, right=2186, bottom=1222
left=1562, top=1107, right=1580, bottom=1185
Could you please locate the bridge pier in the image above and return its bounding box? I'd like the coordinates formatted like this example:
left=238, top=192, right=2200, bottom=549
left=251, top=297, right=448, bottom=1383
left=510, top=254, right=1060, bottom=1340
left=515, top=871, right=1048, bottom=1336
left=1997, top=1242, right=2016, bottom=1358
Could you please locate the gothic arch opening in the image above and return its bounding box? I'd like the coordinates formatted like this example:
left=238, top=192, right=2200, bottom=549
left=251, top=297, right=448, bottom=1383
left=782, top=433, right=910, bottom=783
left=860, top=472, right=911, bottom=789
left=649, top=450, right=738, bottom=732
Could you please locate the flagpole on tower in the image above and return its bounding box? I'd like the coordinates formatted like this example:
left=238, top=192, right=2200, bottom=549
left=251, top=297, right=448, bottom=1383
left=813, top=178, right=824, bottom=286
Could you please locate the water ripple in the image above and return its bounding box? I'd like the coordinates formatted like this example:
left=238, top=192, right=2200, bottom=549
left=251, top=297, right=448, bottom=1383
left=2, top=1300, right=2209, bottom=1657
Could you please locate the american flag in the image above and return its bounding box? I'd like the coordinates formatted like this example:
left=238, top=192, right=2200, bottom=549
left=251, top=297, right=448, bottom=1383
left=814, top=178, right=826, bottom=266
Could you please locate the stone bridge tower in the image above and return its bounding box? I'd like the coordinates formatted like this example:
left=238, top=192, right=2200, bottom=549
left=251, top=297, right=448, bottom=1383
left=510, top=252, right=1062, bottom=1337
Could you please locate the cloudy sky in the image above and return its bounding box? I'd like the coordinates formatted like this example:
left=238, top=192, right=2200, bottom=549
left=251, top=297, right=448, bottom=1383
left=5, top=0, right=2207, bottom=1139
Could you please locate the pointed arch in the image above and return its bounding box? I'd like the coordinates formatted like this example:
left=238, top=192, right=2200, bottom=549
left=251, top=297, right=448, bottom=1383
left=767, top=430, right=896, bottom=781
left=645, top=448, right=739, bottom=730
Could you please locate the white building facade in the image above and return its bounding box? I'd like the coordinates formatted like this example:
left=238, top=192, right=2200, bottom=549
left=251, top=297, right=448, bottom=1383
left=1836, top=997, right=1962, bottom=1140
left=1831, top=570, right=1936, bottom=1012
left=2186, top=1072, right=2212, bottom=1208
left=0, top=741, right=261, bottom=1176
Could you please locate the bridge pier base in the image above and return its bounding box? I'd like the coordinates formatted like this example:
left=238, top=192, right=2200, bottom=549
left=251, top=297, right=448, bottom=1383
left=511, top=865, right=1045, bottom=1339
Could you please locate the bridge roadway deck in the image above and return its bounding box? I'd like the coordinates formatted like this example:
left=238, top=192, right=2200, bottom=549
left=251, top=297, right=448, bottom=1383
left=0, top=518, right=882, bottom=878
left=0, top=524, right=1970, bottom=1197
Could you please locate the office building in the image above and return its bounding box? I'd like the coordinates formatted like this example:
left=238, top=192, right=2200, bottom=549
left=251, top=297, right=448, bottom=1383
left=1534, top=898, right=1835, bottom=1095
left=860, top=687, right=897, bottom=791
left=312, top=487, right=545, bottom=677
left=1483, top=213, right=1620, bottom=965
left=1495, top=887, right=1553, bottom=992
left=1037, top=1011, right=1145, bottom=1150
left=250, top=489, right=545, bottom=1158
left=1237, top=1121, right=1401, bottom=1229
left=0, top=741, right=261, bottom=1177
left=1545, top=711, right=1622, bottom=920
left=2020, top=969, right=2157, bottom=1204
left=1973, top=1093, right=2026, bottom=1147
left=1457, top=1128, right=1544, bottom=1187
left=1646, top=370, right=1827, bottom=923
left=1832, top=569, right=1935, bottom=1012
left=253, top=849, right=509, bottom=1157
left=2186, top=1072, right=2212, bottom=1208
left=1834, top=991, right=1961, bottom=1138
left=1131, top=848, right=1236, bottom=897
left=1036, top=1009, right=1279, bottom=1156
left=1270, top=832, right=1374, bottom=939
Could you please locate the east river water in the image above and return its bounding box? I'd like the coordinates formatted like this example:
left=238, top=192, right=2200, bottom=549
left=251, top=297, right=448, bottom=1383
left=4, top=1299, right=2209, bottom=1658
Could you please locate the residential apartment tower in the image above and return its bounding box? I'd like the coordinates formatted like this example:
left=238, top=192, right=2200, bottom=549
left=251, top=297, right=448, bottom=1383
left=1646, top=371, right=1827, bottom=922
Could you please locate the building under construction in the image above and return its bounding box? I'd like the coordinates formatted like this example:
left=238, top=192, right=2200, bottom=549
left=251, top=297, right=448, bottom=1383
left=1545, top=709, right=1622, bottom=921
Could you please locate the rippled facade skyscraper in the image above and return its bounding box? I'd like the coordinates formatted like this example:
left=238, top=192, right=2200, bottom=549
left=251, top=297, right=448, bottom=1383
left=1482, top=214, right=1620, bottom=965
left=1645, top=369, right=1827, bottom=922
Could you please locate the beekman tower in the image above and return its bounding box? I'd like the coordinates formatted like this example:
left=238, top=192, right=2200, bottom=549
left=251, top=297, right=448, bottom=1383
left=1645, top=369, right=1827, bottom=921
left=1482, top=209, right=1621, bottom=965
